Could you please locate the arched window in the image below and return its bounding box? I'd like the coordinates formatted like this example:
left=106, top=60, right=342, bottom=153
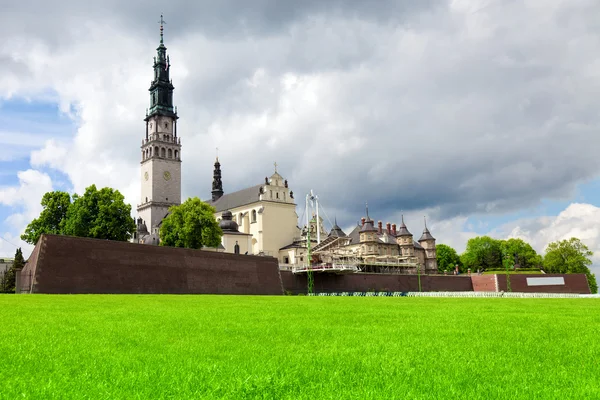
left=234, top=242, right=240, bottom=254
left=251, top=210, right=257, bottom=223
left=154, top=146, right=159, bottom=156
left=276, top=192, right=279, bottom=199
left=161, top=148, right=166, bottom=158
left=175, top=150, right=179, bottom=159
left=168, top=149, right=172, bottom=158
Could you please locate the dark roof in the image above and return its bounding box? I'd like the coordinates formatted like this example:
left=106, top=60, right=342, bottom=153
left=413, top=241, right=424, bottom=249
left=360, top=218, right=378, bottom=232
left=396, top=216, right=412, bottom=237
left=219, top=210, right=240, bottom=232
left=207, top=184, right=263, bottom=212
left=346, top=224, right=362, bottom=244
left=329, top=223, right=347, bottom=238
left=419, top=227, right=435, bottom=241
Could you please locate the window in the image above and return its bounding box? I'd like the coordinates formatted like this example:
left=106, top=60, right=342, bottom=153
left=168, top=149, right=172, bottom=158
left=234, top=242, right=240, bottom=254
left=270, top=190, right=273, bottom=199
left=276, top=192, right=279, bottom=199
left=175, top=150, right=179, bottom=159
left=251, top=210, right=257, bottom=223
left=284, top=257, right=289, bottom=264
left=161, top=148, right=166, bottom=157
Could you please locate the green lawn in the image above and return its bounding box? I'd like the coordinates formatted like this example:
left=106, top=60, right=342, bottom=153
left=0, top=295, right=598, bottom=399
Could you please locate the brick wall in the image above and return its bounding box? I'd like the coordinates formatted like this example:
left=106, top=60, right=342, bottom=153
left=470, top=275, right=498, bottom=292
left=281, top=271, right=474, bottom=294
left=497, top=274, right=591, bottom=294
left=25, top=234, right=283, bottom=295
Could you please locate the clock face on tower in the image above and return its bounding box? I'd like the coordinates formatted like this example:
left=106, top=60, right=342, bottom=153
left=163, top=171, right=171, bottom=181
left=144, top=172, right=149, bottom=181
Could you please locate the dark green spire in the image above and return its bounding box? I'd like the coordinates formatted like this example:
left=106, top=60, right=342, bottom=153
left=147, top=15, right=177, bottom=119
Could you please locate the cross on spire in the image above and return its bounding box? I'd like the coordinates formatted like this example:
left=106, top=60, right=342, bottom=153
left=216, top=147, right=219, bottom=161
left=274, top=161, right=278, bottom=172
left=158, top=14, right=166, bottom=44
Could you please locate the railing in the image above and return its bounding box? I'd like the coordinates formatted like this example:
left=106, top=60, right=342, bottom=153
left=291, top=263, right=359, bottom=274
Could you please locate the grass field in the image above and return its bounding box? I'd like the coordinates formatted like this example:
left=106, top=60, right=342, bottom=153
left=1, top=295, right=599, bottom=399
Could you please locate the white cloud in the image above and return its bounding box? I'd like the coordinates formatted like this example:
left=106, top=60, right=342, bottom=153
left=1, top=1, right=600, bottom=274
left=488, top=203, right=600, bottom=275
left=0, top=169, right=53, bottom=257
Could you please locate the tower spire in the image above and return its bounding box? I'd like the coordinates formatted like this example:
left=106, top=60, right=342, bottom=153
left=212, top=156, right=224, bottom=202
left=147, top=14, right=176, bottom=119
left=159, top=14, right=166, bottom=44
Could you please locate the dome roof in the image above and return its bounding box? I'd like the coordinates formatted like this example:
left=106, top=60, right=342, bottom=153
left=219, top=210, right=239, bottom=232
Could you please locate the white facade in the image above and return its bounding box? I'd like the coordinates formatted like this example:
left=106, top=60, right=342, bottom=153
left=138, top=114, right=182, bottom=232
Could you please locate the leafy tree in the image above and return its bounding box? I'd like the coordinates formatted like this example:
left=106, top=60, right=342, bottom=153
left=1, top=248, right=24, bottom=293
left=436, top=244, right=462, bottom=272
left=20, top=191, right=72, bottom=244
left=159, top=197, right=222, bottom=249
left=62, top=185, right=136, bottom=241
left=543, top=237, right=597, bottom=294
left=499, top=238, right=543, bottom=269
left=460, top=236, right=503, bottom=271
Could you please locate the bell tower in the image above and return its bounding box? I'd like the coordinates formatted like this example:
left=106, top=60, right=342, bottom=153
left=137, top=15, right=182, bottom=233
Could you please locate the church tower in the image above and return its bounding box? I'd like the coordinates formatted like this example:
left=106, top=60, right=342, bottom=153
left=138, top=15, right=181, bottom=233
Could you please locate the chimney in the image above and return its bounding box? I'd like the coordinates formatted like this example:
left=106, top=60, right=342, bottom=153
left=361, top=217, right=366, bottom=227
left=392, top=223, right=397, bottom=235
left=386, top=222, right=391, bottom=234
left=377, top=221, right=382, bottom=234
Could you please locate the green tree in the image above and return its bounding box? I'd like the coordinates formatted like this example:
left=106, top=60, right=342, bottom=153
left=1, top=248, right=24, bottom=293
left=543, top=237, right=597, bottom=294
left=436, top=244, right=462, bottom=273
left=20, top=191, right=72, bottom=244
left=499, top=238, right=543, bottom=269
left=460, top=236, right=503, bottom=271
left=62, top=185, right=136, bottom=241
left=159, top=197, right=222, bottom=249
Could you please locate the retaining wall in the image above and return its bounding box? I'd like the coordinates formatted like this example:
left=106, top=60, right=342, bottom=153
left=21, top=234, right=283, bottom=295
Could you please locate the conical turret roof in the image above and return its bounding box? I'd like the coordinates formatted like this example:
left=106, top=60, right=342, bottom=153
left=419, top=217, right=435, bottom=241
left=396, top=215, right=412, bottom=236
left=329, top=218, right=347, bottom=237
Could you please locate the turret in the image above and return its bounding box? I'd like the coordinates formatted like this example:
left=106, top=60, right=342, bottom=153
left=212, top=157, right=224, bottom=201
left=396, top=215, right=414, bottom=258
left=418, top=217, right=437, bottom=271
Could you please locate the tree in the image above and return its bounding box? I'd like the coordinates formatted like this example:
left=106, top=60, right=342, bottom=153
left=159, top=197, right=222, bottom=249
left=436, top=244, right=462, bottom=272
left=62, top=185, right=136, bottom=241
left=499, top=238, right=543, bottom=269
left=20, top=191, right=71, bottom=244
left=460, top=236, right=503, bottom=271
left=1, top=248, right=24, bottom=293
left=543, top=237, right=597, bottom=294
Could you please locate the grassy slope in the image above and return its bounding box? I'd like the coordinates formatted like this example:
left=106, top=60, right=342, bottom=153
left=0, top=295, right=598, bottom=399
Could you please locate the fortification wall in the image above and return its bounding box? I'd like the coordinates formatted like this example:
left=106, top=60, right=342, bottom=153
left=280, top=271, right=474, bottom=294
left=496, top=274, right=591, bottom=294
left=25, top=234, right=283, bottom=295
left=470, top=275, right=498, bottom=292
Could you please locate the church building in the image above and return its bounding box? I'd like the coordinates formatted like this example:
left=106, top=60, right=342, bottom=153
left=133, top=17, right=437, bottom=274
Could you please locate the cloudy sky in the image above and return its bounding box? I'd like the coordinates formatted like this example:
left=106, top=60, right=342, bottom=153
left=1, top=0, right=599, bottom=275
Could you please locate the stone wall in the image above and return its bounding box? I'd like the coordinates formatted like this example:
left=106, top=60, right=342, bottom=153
left=22, top=234, right=283, bottom=295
